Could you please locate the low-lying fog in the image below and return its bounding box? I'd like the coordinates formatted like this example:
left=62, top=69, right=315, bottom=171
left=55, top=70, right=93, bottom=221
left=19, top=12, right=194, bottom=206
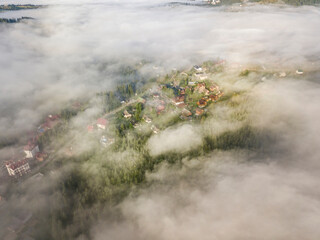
left=1, top=1, right=320, bottom=239
left=1, top=0, right=320, bottom=139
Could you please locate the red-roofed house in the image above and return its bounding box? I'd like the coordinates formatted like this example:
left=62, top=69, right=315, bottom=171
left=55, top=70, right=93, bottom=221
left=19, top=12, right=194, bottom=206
left=156, top=105, right=165, bottom=114
left=209, top=85, right=220, bottom=93
left=38, top=114, right=60, bottom=133
left=177, top=102, right=186, bottom=108
left=24, top=141, right=39, bottom=159
left=197, top=98, right=208, bottom=108
left=45, top=115, right=60, bottom=128
left=195, top=83, right=209, bottom=95
left=195, top=108, right=204, bottom=116
left=173, top=95, right=185, bottom=106
left=123, top=110, right=132, bottom=119
left=87, top=125, right=94, bottom=133
left=35, top=152, right=48, bottom=162
left=97, top=118, right=107, bottom=130
left=209, top=94, right=219, bottom=102
left=6, top=159, right=30, bottom=177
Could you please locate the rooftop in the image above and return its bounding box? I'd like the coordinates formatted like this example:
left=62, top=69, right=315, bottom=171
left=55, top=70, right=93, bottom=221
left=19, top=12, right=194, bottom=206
left=97, top=118, right=107, bottom=126
left=23, top=141, right=37, bottom=151
left=6, top=159, right=29, bottom=170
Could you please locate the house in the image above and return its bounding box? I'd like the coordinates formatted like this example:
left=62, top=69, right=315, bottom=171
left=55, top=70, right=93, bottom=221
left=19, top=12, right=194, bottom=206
left=209, top=84, right=220, bottom=93
left=97, top=118, right=107, bottom=130
left=87, top=125, right=94, bottom=133
left=143, top=115, right=152, bottom=123
left=24, top=141, right=39, bottom=159
left=35, top=152, right=47, bottom=162
left=173, top=95, right=185, bottom=105
left=177, top=102, right=186, bottom=108
left=209, top=94, right=219, bottom=102
left=195, top=82, right=205, bottom=91
left=217, top=91, right=224, bottom=98
left=188, top=81, right=197, bottom=86
left=209, top=0, right=221, bottom=5
left=6, top=159, right=30, bottom=177
left=100, top=136, right=115, bottom=147
left=194, top=65, right=203, bottom=72
left=123, top=110, right=132, bottom=119
left=296, top=69, right=304, bottom=75
left=156, top=104, right=165, bottom=114
left=151, top=125, right=160, bottom=134
left=195, top=108, right=204, bottom=116
left=195, top=83, right=209, bottom=95
left=37, top=114, right=60, bottom=134
left=44, top=114, right=60, bottom=129
left=48, top=114, right=60, bottom=121
left=197, top=98, right=208, bottom=108
left=152, top=93, right=160, bottom=99
left=100, top=136, right=107, bottom=147
left=37, top=126, right=46, bottom=134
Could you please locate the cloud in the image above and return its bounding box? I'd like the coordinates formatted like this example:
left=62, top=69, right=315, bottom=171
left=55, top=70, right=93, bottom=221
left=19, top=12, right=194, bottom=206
left=106, top=155, right=320, bottom=240
left=147, top=124, right=203, bottom=156
left=1, top=1, right=320, bottom=140
left=1, top=1, right=320, bottom=240
left=90, top=70, right=320, bottom=240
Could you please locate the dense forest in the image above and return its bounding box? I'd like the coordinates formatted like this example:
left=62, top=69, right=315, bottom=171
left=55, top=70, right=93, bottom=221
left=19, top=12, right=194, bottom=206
left=31, top=125, right=271, bottom=240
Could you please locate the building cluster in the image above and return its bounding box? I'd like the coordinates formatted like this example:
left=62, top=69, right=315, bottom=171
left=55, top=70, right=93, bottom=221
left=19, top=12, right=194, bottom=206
left=6, top=159, right=31, bottom=177
left=147, top=90, right=167, bottom=115
left=196, top=84, right=223, bottom=109
left=132, top=64, right=224, bottom=129
left=167, top=69, right=223, bottom=119
left=87, top=117, right=116, bottom=148
left=86, top=63, right=224, bottom=140
left=88, top=118, right=108, bottom=132
left=206, top=0, right=221, bottom=5
left=97, top=118, right=108, bottom=130
left=5, top=138, right=40, bottom=178
left=4, top=115, right=58, bottom=178
left=37, top=114, right=60, bottom=134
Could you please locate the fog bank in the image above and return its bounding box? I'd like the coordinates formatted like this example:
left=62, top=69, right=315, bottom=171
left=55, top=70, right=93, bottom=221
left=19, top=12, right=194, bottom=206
left=1, top=1, right=320, bottom=240
left=1, top=1, right=320, bottom=139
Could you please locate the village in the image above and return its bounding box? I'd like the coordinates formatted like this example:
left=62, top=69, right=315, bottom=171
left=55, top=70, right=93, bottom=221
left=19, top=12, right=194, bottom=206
left=1, top=58, right=307, bottom=182
left=84, top=62, right=225, bottom=150
left=1, top=62, right=225, bottom=183
left=0, top=60, right=309, bottom=240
